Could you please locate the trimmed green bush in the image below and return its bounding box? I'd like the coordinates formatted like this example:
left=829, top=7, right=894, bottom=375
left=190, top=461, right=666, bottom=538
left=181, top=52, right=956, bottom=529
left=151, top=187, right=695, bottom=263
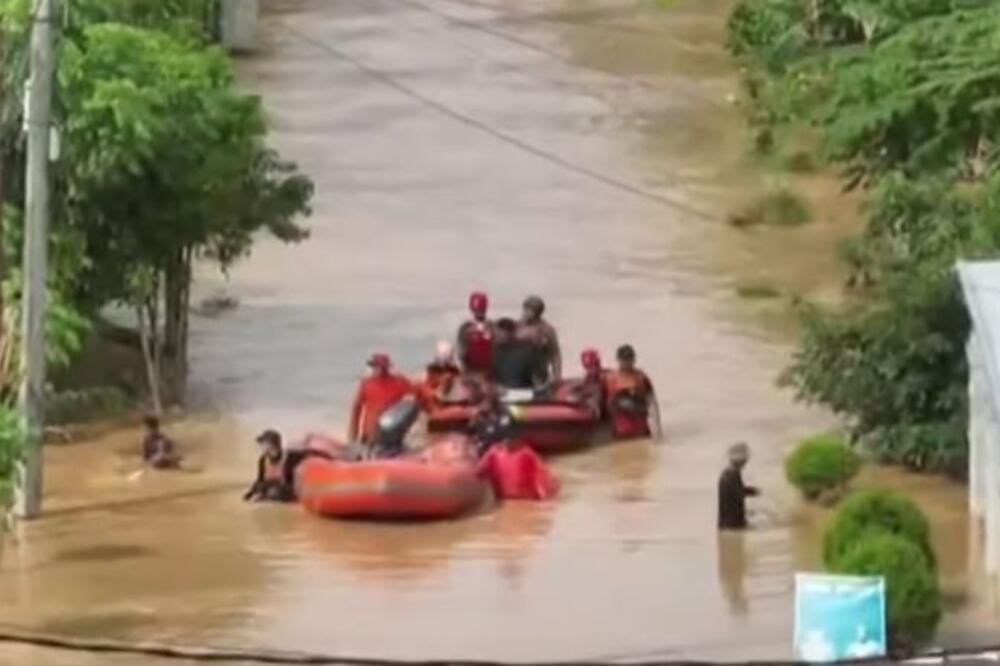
left=831, top=533, right=941, bottom=648
left=823, top=489, right=935, bottom=570
left=785, top=434, right=860, bottom=501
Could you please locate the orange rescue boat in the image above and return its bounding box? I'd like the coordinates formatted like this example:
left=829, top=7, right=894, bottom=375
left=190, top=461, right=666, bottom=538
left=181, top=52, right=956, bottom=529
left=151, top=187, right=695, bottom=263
left=296, top=436, right=486, bottom=520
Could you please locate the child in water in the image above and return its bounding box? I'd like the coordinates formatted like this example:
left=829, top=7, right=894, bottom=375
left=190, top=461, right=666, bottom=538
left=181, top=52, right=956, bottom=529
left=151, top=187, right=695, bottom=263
left=140, top=415, right=182, bottom=470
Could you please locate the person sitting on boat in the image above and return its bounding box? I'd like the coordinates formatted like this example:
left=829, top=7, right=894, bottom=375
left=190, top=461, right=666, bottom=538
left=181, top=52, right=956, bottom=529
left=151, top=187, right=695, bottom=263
left=492, top=317, right=542, bottom=390
left=141, top=415, right=183, bottom=470
left=348, top=353, right=414, bottom=446
left=565, top=348, right=606, bottom=418
left=244, top=430, right=294, bottom=502
left=420, top=340, right=462, bottom=406
left=477, top=438, right=560, bottom=501
left=469, top=385, right=517, bottom=455
left=517, top=295, right=562, bottom=383
left=604, top=344, right=663, bottom=440
left=457, top=291, right=495, bottom=375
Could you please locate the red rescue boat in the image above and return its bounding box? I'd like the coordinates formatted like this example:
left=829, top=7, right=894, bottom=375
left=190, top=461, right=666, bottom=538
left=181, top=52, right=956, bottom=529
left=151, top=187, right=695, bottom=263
left=296, top=436, right=487, bottom=520
left=427, top=391, right=599, bottom=454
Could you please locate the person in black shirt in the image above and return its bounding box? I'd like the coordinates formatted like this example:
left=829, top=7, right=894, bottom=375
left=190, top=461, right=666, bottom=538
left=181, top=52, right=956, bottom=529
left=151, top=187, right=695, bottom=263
left=492, top=317, right=541, bottom=389
left=718, top=442, right=760, bottom=530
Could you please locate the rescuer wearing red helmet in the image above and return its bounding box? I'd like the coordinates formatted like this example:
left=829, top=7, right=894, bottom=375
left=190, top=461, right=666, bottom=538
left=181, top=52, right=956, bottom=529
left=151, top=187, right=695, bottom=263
left=603, top=344, right=662, bottom=440
left=457, top=291, right=495, bottom=375
left=348, top=353, right=414, bottom=445
left=568, top=348, right=606, bottom=417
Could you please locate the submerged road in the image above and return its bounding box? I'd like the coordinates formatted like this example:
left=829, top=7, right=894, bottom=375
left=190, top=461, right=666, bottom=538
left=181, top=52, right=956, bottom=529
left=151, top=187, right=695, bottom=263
left=4, top=1, right=978, bottom=663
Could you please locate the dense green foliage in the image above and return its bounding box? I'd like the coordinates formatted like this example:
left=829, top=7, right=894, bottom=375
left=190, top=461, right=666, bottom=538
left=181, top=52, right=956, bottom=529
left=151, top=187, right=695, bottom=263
left=823, top=489, right=935, bottom=569
left=729, top=0, right=1000, bottom=472
left=0, top=1, right=312, bottom=506
left=784, top=433, right=860, bottom=501
left=830, top=533, right=941, bottom=648
left=0, top=406, right=19, bottom=503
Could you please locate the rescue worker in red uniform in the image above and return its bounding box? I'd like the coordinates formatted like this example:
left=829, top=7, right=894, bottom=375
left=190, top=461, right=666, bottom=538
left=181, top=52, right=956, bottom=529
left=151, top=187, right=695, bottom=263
left=419, top=340, right=462, bottom=407
left=567, top=348, right=606, bottom=418
left=244, top=430, right=293, bottom=502
left=477, top=439, right=560, bottom=501
left=348, top=353, right=414, bottom=445
left=603, top=344, right=662, bottom=440
left=516, top=295, right=562, bottom=383
left=456, top=291, right=495, bottom=375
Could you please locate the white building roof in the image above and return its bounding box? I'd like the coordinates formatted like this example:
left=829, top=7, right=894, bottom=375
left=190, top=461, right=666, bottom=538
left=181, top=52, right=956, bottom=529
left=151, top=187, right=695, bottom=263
left=959, top=260, right=1000, bottom=422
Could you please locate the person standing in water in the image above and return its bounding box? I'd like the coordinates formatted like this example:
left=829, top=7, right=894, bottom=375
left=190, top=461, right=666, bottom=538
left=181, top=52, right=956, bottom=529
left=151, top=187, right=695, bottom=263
left=603, top=344, right=662, bottom=440
left=348, top=353, right=414, bottom=445
left=717, top=442, right=760, bottom=530
left=457, top=291, right=495, bottom=375
left=516, top=295, right=562, bottom=383
left=140, top=415, right=182, bottom=470
left=244, top=430, right=293, bottom=502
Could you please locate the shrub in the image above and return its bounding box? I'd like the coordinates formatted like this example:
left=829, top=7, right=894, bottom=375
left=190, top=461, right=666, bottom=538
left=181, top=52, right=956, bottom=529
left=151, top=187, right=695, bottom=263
left=0, top=407, right=22, bottom=507
left=785, top=433, right=860, bottom=501
left=732, top=188, right=812, bottom=228
left=823, top=489, right=935, bottom=569
left=831, top=533, right=941, bottom=649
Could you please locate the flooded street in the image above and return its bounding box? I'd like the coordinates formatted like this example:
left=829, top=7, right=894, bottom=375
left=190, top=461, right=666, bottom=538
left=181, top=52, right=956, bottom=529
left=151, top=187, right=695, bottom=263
left=0, top=0, right=988, bottom=663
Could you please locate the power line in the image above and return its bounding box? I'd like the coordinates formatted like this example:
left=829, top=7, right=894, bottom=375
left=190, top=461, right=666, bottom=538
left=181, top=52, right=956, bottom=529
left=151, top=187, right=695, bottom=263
left=389, top=0, right=725, bottom=110
left=0, top=625, right=997, bottom=665
left=279, top=23, right=719, bottom=224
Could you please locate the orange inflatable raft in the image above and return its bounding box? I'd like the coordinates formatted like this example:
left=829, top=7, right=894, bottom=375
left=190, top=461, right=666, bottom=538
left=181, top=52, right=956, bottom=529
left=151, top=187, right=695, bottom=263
left=428, top=401, right=598, bottom=454
left=296, top=437, right=486, bottom=520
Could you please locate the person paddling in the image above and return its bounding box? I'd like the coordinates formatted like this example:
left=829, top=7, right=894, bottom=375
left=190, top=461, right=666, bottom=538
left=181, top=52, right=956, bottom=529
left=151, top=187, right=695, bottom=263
left=348, top=353, right=414, bottom=446
left=457, top=291, right=495, bottom=375
left=603, top=344, right=662, bottom=440
left=516, top=295, right=562, bottom=383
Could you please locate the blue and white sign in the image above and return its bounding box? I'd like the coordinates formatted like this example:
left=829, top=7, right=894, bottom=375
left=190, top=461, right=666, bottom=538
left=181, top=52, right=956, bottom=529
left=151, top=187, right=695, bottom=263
left=794, top=573, right=887, bottom=663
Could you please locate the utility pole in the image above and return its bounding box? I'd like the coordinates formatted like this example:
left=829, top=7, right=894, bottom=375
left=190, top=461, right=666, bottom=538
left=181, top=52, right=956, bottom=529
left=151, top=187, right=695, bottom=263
left=16, top=0, right=57, bottom=519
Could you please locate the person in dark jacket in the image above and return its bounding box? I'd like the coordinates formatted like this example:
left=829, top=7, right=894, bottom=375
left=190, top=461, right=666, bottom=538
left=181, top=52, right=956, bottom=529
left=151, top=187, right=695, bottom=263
left=469, top=386, right=517, bottom=455
left=492, top=317, right=541, bottom=389
left=718, top=442, right=760, bottom=530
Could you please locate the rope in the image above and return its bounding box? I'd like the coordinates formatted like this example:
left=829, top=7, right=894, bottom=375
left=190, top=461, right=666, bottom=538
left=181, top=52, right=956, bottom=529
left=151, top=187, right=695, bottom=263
left=1, top=625, right=1000, bottom=664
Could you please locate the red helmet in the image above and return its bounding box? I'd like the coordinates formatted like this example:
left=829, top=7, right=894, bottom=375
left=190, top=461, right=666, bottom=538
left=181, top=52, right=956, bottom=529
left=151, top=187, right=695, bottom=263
left=367, top=353, right=391, bottom=370
left=469, top=291, right=489, bottom=314
left=581, top=348, right=601, bottom=371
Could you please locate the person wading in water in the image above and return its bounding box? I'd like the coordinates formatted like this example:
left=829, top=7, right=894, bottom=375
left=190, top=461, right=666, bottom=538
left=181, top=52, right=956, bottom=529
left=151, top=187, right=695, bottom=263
left=603, top=344, right=662, bottom=440
left=244, top=430, right=293, bottom=502
left=717, top=442, right=760, bottom=530
left=348, top=353, right=413, bottom=447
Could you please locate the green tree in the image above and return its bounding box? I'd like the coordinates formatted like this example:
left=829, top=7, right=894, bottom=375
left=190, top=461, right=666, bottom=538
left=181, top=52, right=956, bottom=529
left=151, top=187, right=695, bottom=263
left=58, top=24, right=312, bottom=407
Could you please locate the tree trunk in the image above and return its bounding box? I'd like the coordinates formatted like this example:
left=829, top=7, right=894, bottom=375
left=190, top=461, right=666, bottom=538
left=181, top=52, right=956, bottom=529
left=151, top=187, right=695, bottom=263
left=137, top=294, right=163, bottom=417
left=163, top=246, right=192, bottom=404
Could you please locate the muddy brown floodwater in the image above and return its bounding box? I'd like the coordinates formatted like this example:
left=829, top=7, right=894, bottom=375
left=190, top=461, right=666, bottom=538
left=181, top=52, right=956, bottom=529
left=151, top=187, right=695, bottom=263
left=1, top=0, right=995, bottom=664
